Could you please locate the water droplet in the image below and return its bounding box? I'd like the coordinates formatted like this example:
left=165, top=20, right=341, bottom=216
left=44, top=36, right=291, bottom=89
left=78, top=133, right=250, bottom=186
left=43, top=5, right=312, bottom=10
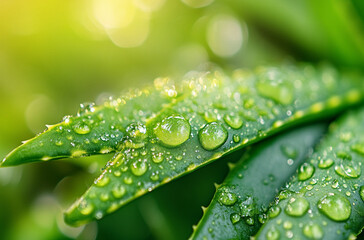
left=154, top=115, right=191, bottom=147
left=340, top=132, right=352, bottom=142
left=239, top=196, right=256, bottom=217
left=112, top=185, right=126, bottom=198
left=246, top=217, right=254, bottom=225
left=223, top=114, right=243, bottom=129
left=303, top=223, right=323, bottom=239
left=230, top=213, right=240, bottom=224
left=317, top=193, right=351, bottom=221
left=360, top=186, right=364, bottom=202
left=266, top=226, right=280, bottom=240
left=73, top=121, right=91, bottom=135
left=123, top=176, right=133, bottom=184
left=199, top=122, right=228, bottom=151
left=351, top=142, right=364, bottom=156
left=217, top=186, right=237, bottom=206
left=125, top=123, right=148, bottom=148
left=95, top=175, right=110, bottom=187
left=298, top=163, right=315, bottom=181
left=336, top=151, right=352, bottom=160
left=150, top=172, right=159, bottom=181
left=268, top=206, right=281, bottom=218
left=55, top=140, right=63, bottom=146
left=318, top=158, right=334, bottom=169
left=152, top=153, right=164, bottom=163
left=281, top=145, right=298, bottom=159
left=256, top=70, right=293, bottom=105
left=334, top=161, right=361, bottom=178
left=131, top=160, right=148, bottom=176
left=77, top=102, right=95, bottom=116
left=233, top=134, right=240, bottom=143
left=283, top=221, right=292, bottom=229
left=78, top=200, right=94, bottom=215
left=285, top=197, right=309, bottom=217
left=100, top=193, right=109, bottom=202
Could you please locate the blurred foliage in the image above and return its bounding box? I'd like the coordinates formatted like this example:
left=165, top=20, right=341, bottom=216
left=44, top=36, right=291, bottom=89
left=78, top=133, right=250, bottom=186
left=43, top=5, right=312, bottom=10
left=0, top=0, right=364, bottom=239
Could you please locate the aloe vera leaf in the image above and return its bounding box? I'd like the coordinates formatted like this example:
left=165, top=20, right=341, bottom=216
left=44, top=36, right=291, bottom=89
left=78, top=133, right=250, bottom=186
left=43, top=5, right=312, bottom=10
left=2, top=87, right=172, bottom=166
left=255, top=109, right=364, bottom=240
left=60, top=64, right=364, bottom=226
left=189, top=123, right=327, bottom=240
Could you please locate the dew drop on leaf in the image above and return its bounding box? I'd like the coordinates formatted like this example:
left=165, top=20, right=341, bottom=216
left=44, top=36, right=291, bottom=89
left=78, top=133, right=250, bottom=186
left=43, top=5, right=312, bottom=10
left=318, top=158, right=334, bottom=169
left=283, top=221, right=292, bottom=229
left=217, top=186, right=237, bottom=206
left=284, top=197, right=309, bottom=217
left=268, top=206, right=281, bottom=218
left=77, top=102, right=95, bottom=116
left=95, top=175, right=110, bottom=187
left=317, top=193, right=351, bottom=221
left=78, top=200, right=94, bottom=216
left=280, top=144, right=298, bottom=159
left=351, top=142, right=364, bottom=156
left=334, top=161, right=361, bottom=178
left=266, top=226, right=280, bottom=240
left=152, top=153, right=164, bottom=163
left=199, top=122, right=228, bottom=151
left=360, top=186, right=364, bottom=202
left=131, top=160, right=148, bottom=176
left=112, top=185, right=126, bottom=198
left=303, top=223, right=324, bottom=239
left=154, top=115, right=191, bottom=147
left=298, top=163, right=315, bottom=181
left=73, top=121, right=91, bottom=135
left=230, top=213, right=241, bottom=224
left=223, top=113, right=243, bottom=129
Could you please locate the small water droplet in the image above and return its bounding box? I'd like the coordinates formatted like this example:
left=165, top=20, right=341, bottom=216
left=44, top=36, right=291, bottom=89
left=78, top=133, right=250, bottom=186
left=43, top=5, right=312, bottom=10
left=78, top=200, right=94, bottom=215
left=245, top=217, right=254, bottom=225
left=336, top=151, right=352, bottom=160
left=95, top=175, right=110, bottom=187
left=285, top=197, right=309, bottom=217
left=154, top=115, right=191, bottom=147
left=131, top=160, right=148, bottom=176
left=150, top=172, right=159, bottom=181
left=223, top=114, right=243, bottom=129
left=77, top=102, right=95, bottom=116
left=340, top=132, right=352, bottom=142
left=281, top=145, right=298, bottom=159
left=123, top=176, right=133, bottom=184
left=199, top=122, right=228, bottom=151
left=152, top=153, right=164, bottom=163
left=351, top=142, right=364, bottom=156
left=125, top=123, right=148, bottom=149
left=239, top=196, right=255, bottom=217
left=303, top=223, right=323, bottom=239
left=112, top=185, right=126, bottom=198
left=298, top=163, right=315, bottom=181
left=283, top=221, right=292, bottom=230
left=266, top=226, right=280, bottom=240
left=230, top=213, right=241, bottom=224
left=55, top=140, right=63, bottom=146
left=268, top=206, right=281, bottom=218
left=73, top=121, right=91, bottom=135
left=317, top=193, right=351, bottom=221
left=217, top=186, right=237, bottom=206
left=233, top=134, right=240, bottom=143
left=318, top=158, right=334, bottom=169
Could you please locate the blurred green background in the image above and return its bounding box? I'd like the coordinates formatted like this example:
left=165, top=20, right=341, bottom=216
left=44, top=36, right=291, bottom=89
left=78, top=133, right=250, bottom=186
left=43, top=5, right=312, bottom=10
left=1, top=0, right=364, bottom=239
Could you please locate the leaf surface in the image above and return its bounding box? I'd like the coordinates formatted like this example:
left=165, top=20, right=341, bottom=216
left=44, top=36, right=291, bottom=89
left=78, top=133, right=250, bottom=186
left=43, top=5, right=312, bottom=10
left=255, top=108, right=364, bottom=239
left=190, top=123, right=327, bottom=240
left=57, top=64, right=364, bottom=226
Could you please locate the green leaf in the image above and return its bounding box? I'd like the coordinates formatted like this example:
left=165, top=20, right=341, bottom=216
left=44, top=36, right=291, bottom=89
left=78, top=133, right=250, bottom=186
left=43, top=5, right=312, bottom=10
left=2, top=87, right=171, bottom=166
left=255, top=108, right=364, bottom=240
left=189, top=123, right=327, bottom=240
left=58, top=63, right=364, bottom=226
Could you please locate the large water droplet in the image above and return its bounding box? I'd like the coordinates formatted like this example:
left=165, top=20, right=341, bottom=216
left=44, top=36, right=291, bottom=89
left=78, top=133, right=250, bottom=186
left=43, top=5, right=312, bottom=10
left=303, top=223, right=323, bottom=239
left=285, top=197, right=309, bottom=217
left=268, top=206, right=281, bottom=218
left=223, top=114, right=243, bottom=129
left=317, top=193, right=351, bottom=221
left=266, top=226, right=280, bottom=240
left=334, top=161, right=361, bottom=178
left=199, top=122, right=228, bottom=151
left=73, top=121, right=91, bottom=135
left=154, top=115, right=191, bottom=147
left=298, top=163, right=315, bottom=181
left=217, top=186, right=237, bottom=206
left=359, top=186, right=364, bottom=202
left=131, top=160, right=148, bottom=176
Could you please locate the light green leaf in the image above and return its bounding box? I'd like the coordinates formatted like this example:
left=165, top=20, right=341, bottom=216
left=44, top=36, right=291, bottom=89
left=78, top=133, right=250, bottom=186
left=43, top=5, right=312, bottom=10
left=190, top=123, right=327, bottom=240
left=255, top=108, right=364, bottom=240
